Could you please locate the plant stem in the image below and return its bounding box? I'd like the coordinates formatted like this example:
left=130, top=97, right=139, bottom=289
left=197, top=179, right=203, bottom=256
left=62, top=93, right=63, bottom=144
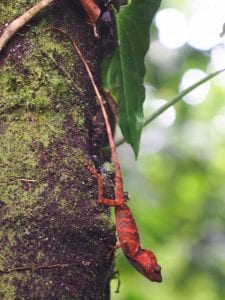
left=116, top=68, right=225, bottom=147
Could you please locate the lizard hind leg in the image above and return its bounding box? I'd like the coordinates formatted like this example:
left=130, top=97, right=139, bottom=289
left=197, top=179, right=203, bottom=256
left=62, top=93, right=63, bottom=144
left=86, top=162, right=123, bottom=206
left=85, top=162, right=113, bottom=205
left=86, top=164, right=98, bottom=178
left=86, top=163, right=105, bottom=203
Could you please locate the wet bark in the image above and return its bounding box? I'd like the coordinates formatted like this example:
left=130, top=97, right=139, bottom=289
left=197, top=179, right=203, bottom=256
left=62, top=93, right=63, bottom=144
left=0, top=1, right=115, bottom=299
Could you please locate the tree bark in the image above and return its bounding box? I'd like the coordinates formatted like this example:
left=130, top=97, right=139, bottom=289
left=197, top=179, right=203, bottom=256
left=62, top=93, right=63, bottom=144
left=0, top=1, right=115, bottom=299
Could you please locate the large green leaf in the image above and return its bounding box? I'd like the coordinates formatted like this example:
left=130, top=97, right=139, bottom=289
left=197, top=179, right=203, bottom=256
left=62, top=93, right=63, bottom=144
left=102, top=0, right=161, bottom=157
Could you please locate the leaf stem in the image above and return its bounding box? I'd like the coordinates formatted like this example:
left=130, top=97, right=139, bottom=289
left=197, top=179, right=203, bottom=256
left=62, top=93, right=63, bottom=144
left=116, top=68, right=225, bottom=147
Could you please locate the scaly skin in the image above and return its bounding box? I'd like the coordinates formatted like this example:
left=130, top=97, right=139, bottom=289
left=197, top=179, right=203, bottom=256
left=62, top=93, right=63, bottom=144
left=115, top=205, right=162, bottom=282
left=88, top=165, right=162, bottom=282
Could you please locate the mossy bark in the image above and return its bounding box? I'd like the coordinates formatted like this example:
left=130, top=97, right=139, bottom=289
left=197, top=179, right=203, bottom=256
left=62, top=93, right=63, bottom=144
left=0, top=1, right=115, bottom=299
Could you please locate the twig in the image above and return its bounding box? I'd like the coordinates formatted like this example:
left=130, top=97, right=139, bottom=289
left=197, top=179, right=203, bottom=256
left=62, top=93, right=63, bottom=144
left=115, top=68, right=225, bottom=147
left=0, top=0, right=55, bottom=52
left=0, top=263, right=69, bottom=274
left=16, top=178, right=36, bottom=182
left=0, top=178, right=36, bottom=185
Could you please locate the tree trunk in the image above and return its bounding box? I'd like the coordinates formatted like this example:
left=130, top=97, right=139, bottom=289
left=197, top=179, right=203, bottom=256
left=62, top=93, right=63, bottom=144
left=0, top=1, right=115, bottom=299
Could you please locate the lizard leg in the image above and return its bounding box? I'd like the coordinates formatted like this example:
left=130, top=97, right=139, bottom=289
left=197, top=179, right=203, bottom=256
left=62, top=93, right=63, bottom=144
left=86, top=164, right=105, bottom=203
left=87, top=163, right=123, bottom=206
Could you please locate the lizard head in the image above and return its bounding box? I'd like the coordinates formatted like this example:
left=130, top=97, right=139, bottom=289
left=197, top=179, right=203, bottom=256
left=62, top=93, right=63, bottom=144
left=126, top=249, right=162, bottom=282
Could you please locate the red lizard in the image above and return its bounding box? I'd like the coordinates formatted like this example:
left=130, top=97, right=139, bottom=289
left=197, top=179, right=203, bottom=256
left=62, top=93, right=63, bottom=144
left=89, top=96, right=162, bottom=282
left=48, top=28, right=162, bottom=282
left=81, top=51, right=162, bottom=282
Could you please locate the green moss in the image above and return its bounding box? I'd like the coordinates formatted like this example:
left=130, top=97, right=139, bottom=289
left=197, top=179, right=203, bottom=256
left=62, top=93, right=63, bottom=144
left=36, top=251, right=45, bottom=262
left=0, top=275, right=15, bottom=299
left=0, top=5, right=88, bottom=222
left=0, top=109, right=69, bottom=223
left=0, top=56, right=74, bottom=113
left=0, top=230, right=16, bottom=267
left=0, top=13, right=86, bottom=113
left=0, top=124, right=89, bottom=221
left=36, top=30, right=78, bottom=73
left=99, top=212, right=115, bottom=230
left=0, top=0, right=37, bottom=22
left=0, top=117, right=38, bottom=179
left=71, top=106, right=85, bottom=129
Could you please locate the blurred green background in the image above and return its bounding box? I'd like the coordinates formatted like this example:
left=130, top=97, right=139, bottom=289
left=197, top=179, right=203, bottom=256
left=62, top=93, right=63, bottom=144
left=111, top=0, right=225, bottom=299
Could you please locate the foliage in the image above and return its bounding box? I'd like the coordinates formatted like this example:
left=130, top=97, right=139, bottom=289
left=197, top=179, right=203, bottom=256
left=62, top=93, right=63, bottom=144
left=102, top=0, right=161, bottom=157
left=110, top=1, right=225, bottom=299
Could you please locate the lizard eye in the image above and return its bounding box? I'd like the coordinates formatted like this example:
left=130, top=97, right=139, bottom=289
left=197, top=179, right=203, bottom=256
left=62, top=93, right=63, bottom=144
left=154, top=265, right=161, bottom=273
left=123, top=191, right=130, bottom=201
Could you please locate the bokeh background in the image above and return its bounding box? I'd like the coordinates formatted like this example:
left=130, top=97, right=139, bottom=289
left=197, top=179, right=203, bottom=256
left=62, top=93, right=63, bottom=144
left=111, top=0, right=225, bottom=299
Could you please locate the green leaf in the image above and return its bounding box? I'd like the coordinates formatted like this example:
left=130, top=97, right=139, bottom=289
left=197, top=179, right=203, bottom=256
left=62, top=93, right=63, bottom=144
left=102, top=0, right=161, bottom=157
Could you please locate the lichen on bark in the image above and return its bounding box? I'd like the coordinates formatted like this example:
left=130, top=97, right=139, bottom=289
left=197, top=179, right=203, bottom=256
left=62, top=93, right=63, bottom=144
left=0, top=0, right=115, bottom=299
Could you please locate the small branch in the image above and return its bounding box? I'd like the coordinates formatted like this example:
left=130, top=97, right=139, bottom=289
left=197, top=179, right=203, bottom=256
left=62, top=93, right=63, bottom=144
left=0, top=263, right=69, bottom=274
left=16, top=178, right=36, bottom=182
left=0, top=178, right=37, bottom=185
left=0, top=0, right=55, bottom=52
left=116, top=68, right=225, bottom=147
